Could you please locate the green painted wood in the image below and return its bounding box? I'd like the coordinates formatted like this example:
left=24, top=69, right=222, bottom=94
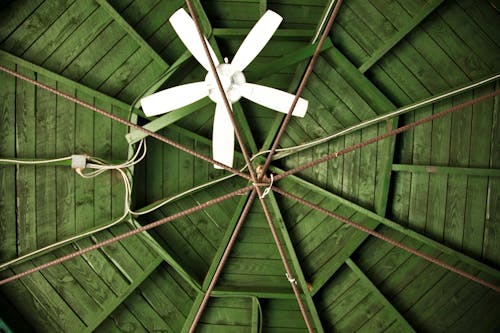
left=251, top=296, right=260, bottom=333
left=34, top=76, right=57, bottom=245
left=31, top=253, right=102, bottom=327
left=86, top=256, right=163, bottom=332
left=0, top=271, right=64, bottom=332
left=0, top=0, right=74, bottom=55
left=139, top=275, right=186, bottom=332
left=265, top=191, right=325, bottom=332
left=0, top=0, right=44, bottom=43
left=0, top=292, right=34, bottom=333
left=214, top=28, right=314, bottom=39
left=42, top=7, right=113, bottom=72
left=202, top=194, right=249, bottom=290
left=96, top=0, right=169, bottom=69
left=123, top=288, right=172, bottom=332
left=345, top=258, right=415, bottom=332
left=0, top=50, right=134, bottom=112
left=358, top=0, right=446, bottom=73
left=392, top=164, right=500, bottom=177
left=273, top=172, right=500, bottom=280
left=52, top=245, right=117, bottom=310
left=15, top=68, right=37, bottom=255
left=10, top=260, right=87, bottom=332
left=0, top=62, right=16, bottom=261
left=22, top=1, right=98, bottom=65
left=130, top=220, right=202, bottom=292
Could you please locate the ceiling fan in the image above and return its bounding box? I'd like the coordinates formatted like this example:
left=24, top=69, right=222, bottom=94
left=140, top=8, right=309, bottom=168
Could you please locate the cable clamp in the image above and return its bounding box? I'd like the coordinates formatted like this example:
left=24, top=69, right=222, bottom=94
left=286, top=273, right=297, bottom=284
left=260, top=173, right=274, bottom=198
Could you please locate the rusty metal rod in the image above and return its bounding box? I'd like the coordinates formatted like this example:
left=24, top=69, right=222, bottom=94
left=189, top=190, right=258, bottom=333
left=256, top=187, right=316, bottom=332
left=0, top=185, right=253, bottom=286
left=274, top=90, right=500, bottom=181
left=185, top=0, right=258, bottom=182
left=0, top=65, right=252, bottom=180
left=259, top=0, right=344, bottom=178
left=272, top=186, right=500, bottom=293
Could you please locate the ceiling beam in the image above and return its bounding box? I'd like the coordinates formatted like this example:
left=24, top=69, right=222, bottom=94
left=345, top=258, right=416, bottom=333
left=95, top=0, right=169, bottom=70
left=85, top=256, right=163, bottom=332
left=272, top=172, right=500, bottom=284
left=251, top=296, right=260, bottom=333
left=201, top=192, right=253, bottom=292
left=392, top=164, right=500, bottom=177
left=358, top=0, right=446, bottom=74
left=265, top=192, right=325, bottom=333
left=321, top=46, right=398, bottom=216
left=128, top=219, right=202, bottom=293
left=213, top=28, right=315, bottom=40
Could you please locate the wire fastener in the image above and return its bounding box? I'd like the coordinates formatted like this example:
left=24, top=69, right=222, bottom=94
left=286, top=273, right=297, bottom=284
left=260, top=173, right=274, bottom=198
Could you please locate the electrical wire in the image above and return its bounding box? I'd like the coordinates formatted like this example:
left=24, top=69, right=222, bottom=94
left=0, top=156, right=73, bottom=164
left=0, top=140, right=146, bottom=271
left=253, top=73, right=500, bottom=161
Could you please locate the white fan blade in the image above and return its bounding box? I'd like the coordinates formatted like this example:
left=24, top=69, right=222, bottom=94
left=140, top=82, right=209, bottom=116
left=231, top=10, right=282, bottom=71
left=212, top=102, right=234, bottom=169
left=239, top=83, right=308, bottom=117
left=169, top=8, right=220, bottom=71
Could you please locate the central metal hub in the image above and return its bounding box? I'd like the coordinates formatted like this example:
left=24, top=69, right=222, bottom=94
left=205, top=63, right=246, bottom=104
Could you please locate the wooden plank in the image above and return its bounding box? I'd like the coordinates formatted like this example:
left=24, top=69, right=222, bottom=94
left=141, top=274, right=187, bottom=332
left=463, top=85, right=495, bottom=257
left=407, top=105, right=432, bottom=233
left=273, top=173, right=500, bottom=279
left=85, top=256, right=163, bottom=332
left=73, top=238, right=130, bottom=296
left=0, top=0, right=44, bottom=43
left=55, top=82, right=77, bottom=239
left=15, top=68, right=37, bottom=255
left=74, top=91, right=95, bottom=233
left=483, top=82, right=500, bottom=264
left=0, top=272, right=63, bottom=332
left=0, top=62, right=17, bottom=261
left=32, top=253, right=102, bottom=327
left=110, top=104, right=129, bottom=218
left=60, top=21, right=125, bottom=81
left=265, top=192, right=325, bottom=332
left=103, top=304, right=148, bottom=333
left=34, top=75, right=57, bottom=249
left=22, top=0, right=98, bottom=64
left=130, top=220, right=201, bottom=292
left=123, top=289, right=172, bottom=332
left=358, top=0, right=446, bottom=73
left=346, top=258, right=415, bottom=332
left=0, top=50, right=133, bottom=112
left=92, top=99, right=113, bottom=228
left=95, top=0, right=169, bottom=69
left=10, top=261, right=87, bottom=332
left=392, top=165, right=500, bottom=176
left=0, top=0, right=74, bottom=55
left=439, top=0, right=500, bottom=70
left=41, top=8, right=112, bottom=72
left=53, top=245, right=117, bottom=310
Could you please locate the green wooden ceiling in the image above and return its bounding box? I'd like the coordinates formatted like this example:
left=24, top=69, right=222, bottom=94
left=1, top=0, right=499, bottom=332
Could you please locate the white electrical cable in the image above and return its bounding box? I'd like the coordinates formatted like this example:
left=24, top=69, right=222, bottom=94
left=0, top=156, right=73, bottom=164
left=0, top=140, right=145, bottom=271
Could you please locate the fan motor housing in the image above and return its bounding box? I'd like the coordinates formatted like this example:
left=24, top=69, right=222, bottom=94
left=205, top=63, right=246, bottom=104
